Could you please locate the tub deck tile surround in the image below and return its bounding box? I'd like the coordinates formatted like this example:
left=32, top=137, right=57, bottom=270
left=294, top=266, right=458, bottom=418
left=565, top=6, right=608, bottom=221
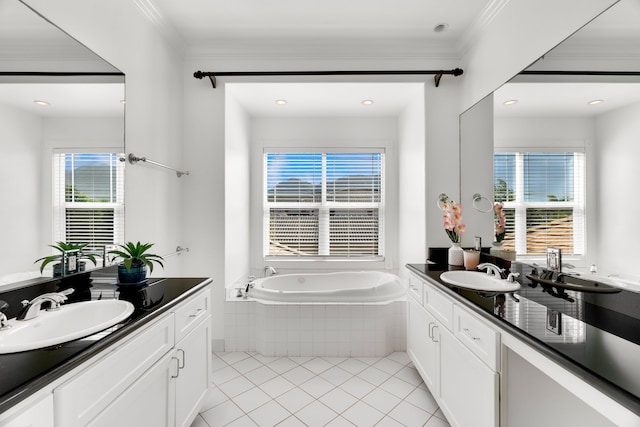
left=225, top=299, right=406, bottom=357
left=192, top=351, right=450, bottom=427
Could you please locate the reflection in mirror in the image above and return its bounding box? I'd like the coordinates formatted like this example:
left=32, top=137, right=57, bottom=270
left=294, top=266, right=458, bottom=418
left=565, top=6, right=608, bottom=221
left=460, top=0, right=640, bottom=281
left=0, top=0, right=125, bottom=286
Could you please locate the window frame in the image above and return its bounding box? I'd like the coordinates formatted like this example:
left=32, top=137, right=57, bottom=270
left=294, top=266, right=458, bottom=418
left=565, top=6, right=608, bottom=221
left=52, top=149, right=125, bottom=255
left=494, top=149, right=585, bottom=260
left=263, top=148, right=385, bottom=261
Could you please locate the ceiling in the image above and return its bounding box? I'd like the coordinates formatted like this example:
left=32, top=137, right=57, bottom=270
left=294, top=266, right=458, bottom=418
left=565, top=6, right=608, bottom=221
left=148, top=0, right=497, bottom=58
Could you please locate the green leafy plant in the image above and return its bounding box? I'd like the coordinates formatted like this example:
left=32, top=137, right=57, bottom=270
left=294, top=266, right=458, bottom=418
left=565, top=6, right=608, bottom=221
left=108, top=241, right=164, bottom=273
left=35, top=242, right=97, bottom=273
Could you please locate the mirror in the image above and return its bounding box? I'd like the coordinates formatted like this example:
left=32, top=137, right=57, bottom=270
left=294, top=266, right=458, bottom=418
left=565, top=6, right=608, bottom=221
left=0, top=0, right=125, bottom=286
left=460, top=0, right=640, bottom=280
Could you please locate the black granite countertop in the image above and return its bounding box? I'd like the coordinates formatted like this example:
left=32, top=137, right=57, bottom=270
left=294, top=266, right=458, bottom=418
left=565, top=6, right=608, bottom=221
left=407, top=262, right=640, bottom=416
left=0, top=272, right=211, bottom=414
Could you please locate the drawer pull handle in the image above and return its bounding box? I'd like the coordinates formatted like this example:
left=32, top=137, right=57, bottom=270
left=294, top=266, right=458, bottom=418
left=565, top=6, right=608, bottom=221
left=171, top=356, right=181, bottom=378
left=189, top=308, right=203, bottom=318
left=177, top=348, right=185, bottom=369
left=463, top=328, right=481, bottom=341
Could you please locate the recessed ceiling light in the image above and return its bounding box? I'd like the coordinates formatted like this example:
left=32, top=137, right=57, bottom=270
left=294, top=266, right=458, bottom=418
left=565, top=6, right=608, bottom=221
left=34, top=100, right=50, bottom=107
left=275, top=99, right=287, bottom=106
left=361, top=99, right=374, bottom=106
left=588, top=99, right=604, bottom=105
left=503, top=99, right=518, bottom=106
left=434, top=23, right=449, bottom=33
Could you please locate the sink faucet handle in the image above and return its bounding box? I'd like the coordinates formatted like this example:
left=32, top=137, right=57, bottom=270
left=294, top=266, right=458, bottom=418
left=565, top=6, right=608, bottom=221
left=0, top=300, right=10, bottom=330
left=507, top=272, right=520, bottom=283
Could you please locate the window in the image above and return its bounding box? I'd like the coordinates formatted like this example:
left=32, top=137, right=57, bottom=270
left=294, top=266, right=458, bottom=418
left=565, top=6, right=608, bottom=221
left=494, top=151, right=585, bottom=256
left=53, top=152, right=125, bottom=254
left=264, top=151, right=384, bottom=259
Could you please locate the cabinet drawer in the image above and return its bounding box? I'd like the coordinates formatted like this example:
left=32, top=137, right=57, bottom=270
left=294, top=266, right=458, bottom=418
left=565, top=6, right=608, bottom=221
left=175, top=289, right=210, bottom=342
left=424, top=284, right=453, bottom=331
left=453, top=305, right=499, bottom=370
left=54, top=314, right=175, bottom=427
left=408, top=275, right=423, bottom=305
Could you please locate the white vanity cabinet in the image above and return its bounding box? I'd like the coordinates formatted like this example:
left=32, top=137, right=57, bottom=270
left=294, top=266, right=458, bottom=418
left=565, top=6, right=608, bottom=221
left=54, top=286, right=212, bottom=427
left=0, top=394, right=54, bottom=427
left=407, top=272, right=499, bottom=427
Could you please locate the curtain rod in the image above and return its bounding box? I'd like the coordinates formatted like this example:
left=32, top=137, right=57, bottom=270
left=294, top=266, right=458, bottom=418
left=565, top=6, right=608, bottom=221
left=193, top=68, right=464, bottom=89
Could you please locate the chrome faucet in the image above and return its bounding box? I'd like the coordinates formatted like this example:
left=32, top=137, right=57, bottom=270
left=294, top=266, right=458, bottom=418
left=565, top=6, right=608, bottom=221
left=264, top=265, right=277, bottom=277
left=478, top=263, right=506, bottom=279
left=17, top=289, right=74, bottom=321
left=507, top=272, right=520, bottom=283
left=0, top=300, right=10, bottom=330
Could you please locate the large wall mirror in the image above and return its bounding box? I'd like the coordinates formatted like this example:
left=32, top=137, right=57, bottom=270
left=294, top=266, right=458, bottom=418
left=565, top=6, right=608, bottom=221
left=460, top=0, right=640, bottom=281
left=0, top=0, right=125, bottom=285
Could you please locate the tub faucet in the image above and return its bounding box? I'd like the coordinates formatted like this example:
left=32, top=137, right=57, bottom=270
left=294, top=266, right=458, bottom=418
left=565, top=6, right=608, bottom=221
left=17, top=289, right=74, bottom=321
left=244, top=276, right=256, bottom=298
left=478, top=263, right=506, bottom=279
left=264, top=266, right=277, bottom=277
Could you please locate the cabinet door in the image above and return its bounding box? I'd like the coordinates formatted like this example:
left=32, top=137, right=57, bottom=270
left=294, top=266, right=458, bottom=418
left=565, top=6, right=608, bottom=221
left=439, top=328, right=498, bottom=427
left=88, top=351, right=177, bottom=427
left=407, top=296, right=440, bottom=395
left=175, top=315, right=212, bottom=427
left=0, top=394, right=53, bottom=427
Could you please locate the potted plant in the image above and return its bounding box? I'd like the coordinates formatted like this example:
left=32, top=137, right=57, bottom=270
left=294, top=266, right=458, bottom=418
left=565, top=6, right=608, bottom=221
left=108, top=241, right=164, bottom=284
left=35, top=242, right=97, bottom=277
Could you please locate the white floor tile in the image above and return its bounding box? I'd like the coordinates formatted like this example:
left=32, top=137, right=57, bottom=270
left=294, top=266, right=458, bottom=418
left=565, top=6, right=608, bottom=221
left=200, top=400, right=244, bottom=426
left=259, top=375, right=296, bottom=398
left=357, top=366, right=392, bottom=386
left=324, top=416, right=356, bottom=426
left=372, top=358, right=405, bottom=375
left=318, top=366, right=353, bottom=386
left=341, top=401, right=385, bottom=427
left=277, top=415, right=307, bottom=427
left=426, top=414, right=452, bottom=427
left=339, top=376, right=376, bottom=399
left=232, top=387, right=272, bottom=413
left=198, top=352, right=449, bottom=427
left=337, top=358, right=369, bottom=375
left=394, top=365, right=424, bottom=386
left=404, top=385, right=439, bottom=414
left=218, top=376, right=256, bottom=398
left=275, top=388, right=315, bottom=414
left=295, top=400, right=339, bottom=427
left=225, top=414, right=258, bottom=426
left=388, top=400, right=432, bottom=426
left=361, top=387, right=402, bottom=414
left=281, top=366, right=316, bottom=386
left=299, top=375, right=335, bottom=398
left=267, top=357, right=299, bottom=374
left=318, top=387, right=358, bottom=414
left=242, top=365, right=279, bottom=386
left=301, top=357, right=334, bottom=374
left=247, top=400, right=290, bottom=427
left=379, top=376, right=416, bottom=399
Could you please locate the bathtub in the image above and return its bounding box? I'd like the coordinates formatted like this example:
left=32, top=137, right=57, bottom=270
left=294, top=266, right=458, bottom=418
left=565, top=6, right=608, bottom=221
left=248, top=271, right=406, bottom=303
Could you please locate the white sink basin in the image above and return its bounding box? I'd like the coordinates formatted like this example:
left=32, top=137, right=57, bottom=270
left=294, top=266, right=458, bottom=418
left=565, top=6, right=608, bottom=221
left=0, top=300, right=134, bottom=354
left=440, top=271, right=521, bottom=293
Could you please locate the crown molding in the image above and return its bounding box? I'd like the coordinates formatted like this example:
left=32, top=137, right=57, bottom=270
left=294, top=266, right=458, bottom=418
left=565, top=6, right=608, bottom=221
left=130, top=0, right=186, bottom=54
left=457, top=0, right=511, bottom=57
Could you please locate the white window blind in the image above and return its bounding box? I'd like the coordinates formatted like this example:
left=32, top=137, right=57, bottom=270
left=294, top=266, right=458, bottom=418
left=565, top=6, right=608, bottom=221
left=494, top=152, right=585, bottom=256
left=264, top=151, right=384, bottom=258
left=53, top=152, right=125, bottom=253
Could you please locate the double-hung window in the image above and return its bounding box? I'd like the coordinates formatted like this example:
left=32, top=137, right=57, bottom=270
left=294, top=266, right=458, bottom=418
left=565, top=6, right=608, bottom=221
left=53, top=151, right=125, bottom=254
left=494, top=151, right=585, bottom=256
left=264, top=150, right=384, bottom=259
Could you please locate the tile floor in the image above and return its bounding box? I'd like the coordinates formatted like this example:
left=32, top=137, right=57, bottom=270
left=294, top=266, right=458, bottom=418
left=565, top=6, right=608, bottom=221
left=191, top=351, right=450, bottom=427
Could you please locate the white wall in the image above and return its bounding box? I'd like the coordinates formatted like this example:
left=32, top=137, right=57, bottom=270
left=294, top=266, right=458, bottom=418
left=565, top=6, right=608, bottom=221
left=0, top=104, right=42, bottom=276
left=224, top=89, right=251, bottom=289
left=595, top=102, right=640, bottom=278
left=23, top=0, right=186, bottom=278
left=398, top=85, right=426, bottom=280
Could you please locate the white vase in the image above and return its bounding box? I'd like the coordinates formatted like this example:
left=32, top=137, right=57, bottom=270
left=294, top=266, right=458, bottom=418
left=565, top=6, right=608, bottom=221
left=448, top=242, right=464, bottom=266
left=490, top=241, right=503, bottom=257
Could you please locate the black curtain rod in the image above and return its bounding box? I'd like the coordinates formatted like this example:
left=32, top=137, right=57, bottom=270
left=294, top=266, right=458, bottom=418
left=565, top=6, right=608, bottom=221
left=193, top=68, right=464, bottom=89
